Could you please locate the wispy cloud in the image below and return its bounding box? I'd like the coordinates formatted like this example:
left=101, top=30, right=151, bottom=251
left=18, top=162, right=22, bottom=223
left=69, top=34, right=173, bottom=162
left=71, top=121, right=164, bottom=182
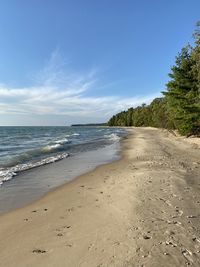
left=0, top=49, right=159, bottom=124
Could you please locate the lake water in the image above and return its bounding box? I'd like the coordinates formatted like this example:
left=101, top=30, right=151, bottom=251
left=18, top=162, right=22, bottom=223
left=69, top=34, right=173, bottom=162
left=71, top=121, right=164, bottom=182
left=0, top=126, right=127, bottom=213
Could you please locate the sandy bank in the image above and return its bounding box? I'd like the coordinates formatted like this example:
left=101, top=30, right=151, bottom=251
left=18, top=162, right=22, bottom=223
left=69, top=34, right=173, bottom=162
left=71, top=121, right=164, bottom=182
left=0, top=127, right=200, bottom=267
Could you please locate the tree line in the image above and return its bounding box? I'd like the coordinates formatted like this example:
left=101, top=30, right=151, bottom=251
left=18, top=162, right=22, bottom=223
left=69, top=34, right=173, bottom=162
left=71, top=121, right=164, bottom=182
left=108, top=23, right=200, bottom=136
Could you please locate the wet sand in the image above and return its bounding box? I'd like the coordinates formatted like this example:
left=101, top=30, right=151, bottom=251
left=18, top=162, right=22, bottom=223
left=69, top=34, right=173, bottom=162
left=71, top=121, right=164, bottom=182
left=0, top=127, right=200, bottom=267
left=0, top=143, right=120, bottom=214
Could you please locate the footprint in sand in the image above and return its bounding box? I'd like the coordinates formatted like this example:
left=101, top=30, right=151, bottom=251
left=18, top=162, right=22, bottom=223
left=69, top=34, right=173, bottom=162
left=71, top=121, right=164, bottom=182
left=182, top=249, right=193, bottom=263
left=187, top=215, right=198, bottom=219
left=57, top=233, right=63, bottom=237
left=66, top=243, right=73, bottom=248
left=88, top=243, right=95, bottom=251
left=165, top=240, right=177, bottom=247
left=62, top=225, right=71, bottom=229
left=32, top=249, right=46, bottom=254
left=143, top=234, right=151, bottom=240
left=67, top=207, right=74, bottom=212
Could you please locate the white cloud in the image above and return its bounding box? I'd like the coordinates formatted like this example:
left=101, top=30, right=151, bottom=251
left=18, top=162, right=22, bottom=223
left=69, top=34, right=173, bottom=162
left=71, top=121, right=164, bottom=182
left=0, top=49, right=159, bottom=125
left=0, top=85, right=157, bottom=118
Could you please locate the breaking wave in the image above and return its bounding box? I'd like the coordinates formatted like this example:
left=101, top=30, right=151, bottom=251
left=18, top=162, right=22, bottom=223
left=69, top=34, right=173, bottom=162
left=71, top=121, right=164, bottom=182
left=0, top=127, right=126, bottom=187
left=0, top=153, right=69, bottom=186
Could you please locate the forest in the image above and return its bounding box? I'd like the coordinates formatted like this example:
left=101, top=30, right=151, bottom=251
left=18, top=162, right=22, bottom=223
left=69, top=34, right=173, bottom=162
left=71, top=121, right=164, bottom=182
left=108, top=23, right=200, bottom=136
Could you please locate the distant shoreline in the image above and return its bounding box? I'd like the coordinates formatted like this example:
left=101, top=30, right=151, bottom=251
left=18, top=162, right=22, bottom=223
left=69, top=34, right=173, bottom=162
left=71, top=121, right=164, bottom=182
left=71, top=123, right=107, bottom=127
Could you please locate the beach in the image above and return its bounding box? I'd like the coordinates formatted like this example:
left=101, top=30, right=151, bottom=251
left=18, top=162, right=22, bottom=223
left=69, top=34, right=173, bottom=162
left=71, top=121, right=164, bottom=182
left=0, top=127, right=200, bottom=267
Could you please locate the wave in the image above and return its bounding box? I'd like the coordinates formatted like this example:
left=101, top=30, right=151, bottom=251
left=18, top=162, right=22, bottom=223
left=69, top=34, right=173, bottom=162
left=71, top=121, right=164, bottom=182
left=54, top=138, right=69, bottom=145
left=41, top=143, right=62, bottom=152
left=66, top=133, right=80, bottom=137
left=5, top=141, right=68, bottom=167
left=104, top=133, right=121, bottom=142
left=0, top=128, right=126, bottom=187
left=0, top=153, right=69, bottom=186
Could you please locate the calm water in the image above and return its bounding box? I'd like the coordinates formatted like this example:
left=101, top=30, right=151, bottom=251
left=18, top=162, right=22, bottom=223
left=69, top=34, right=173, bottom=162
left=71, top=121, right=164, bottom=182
left=0, top=126, right=127, bottom=186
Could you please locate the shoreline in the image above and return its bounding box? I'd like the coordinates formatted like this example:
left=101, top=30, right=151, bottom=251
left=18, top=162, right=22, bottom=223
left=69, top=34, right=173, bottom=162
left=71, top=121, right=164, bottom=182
left=0, top=139, right=123, bottom=215
left=0, top=146, right=123, bottom=218
left=1, top=127, right=200, bottom=266
left=0, top=131, right=128, bottom=216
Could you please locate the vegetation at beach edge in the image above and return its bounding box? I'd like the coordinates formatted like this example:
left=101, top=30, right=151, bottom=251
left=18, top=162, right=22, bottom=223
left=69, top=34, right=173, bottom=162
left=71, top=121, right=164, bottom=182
left=108, top=22, right=200, bottom=136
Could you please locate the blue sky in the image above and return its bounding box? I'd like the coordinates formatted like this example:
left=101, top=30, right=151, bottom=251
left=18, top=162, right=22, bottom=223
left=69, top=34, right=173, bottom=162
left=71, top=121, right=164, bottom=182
left=0, top=0, right=199, bottom=125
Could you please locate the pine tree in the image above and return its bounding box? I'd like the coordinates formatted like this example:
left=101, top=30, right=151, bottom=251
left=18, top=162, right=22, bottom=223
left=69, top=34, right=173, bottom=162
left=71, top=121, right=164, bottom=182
left=191, top=21, right=200, bottom=134
left=164, top=44, right=199, bottom=135
left=108, top=23, right=200, bottom=136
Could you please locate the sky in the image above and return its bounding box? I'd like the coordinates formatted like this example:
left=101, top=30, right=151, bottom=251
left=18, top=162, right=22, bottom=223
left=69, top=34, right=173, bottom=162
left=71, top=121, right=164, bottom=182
left=0, top=0, right=199, bottom=126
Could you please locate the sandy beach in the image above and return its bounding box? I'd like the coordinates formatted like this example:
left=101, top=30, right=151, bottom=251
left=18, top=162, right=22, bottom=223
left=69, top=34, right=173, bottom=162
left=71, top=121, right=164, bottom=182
left=0, top=127, right=200, bottom=267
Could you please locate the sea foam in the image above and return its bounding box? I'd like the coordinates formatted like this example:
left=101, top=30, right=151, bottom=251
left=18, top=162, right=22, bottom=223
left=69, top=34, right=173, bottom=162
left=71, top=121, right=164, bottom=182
left=0, top=153, right=69, bottom=186
left=104, top=133, right=121, bottom=142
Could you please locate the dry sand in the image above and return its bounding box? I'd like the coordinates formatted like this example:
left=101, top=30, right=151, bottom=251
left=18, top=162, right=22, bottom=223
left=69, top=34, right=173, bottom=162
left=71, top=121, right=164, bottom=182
left=0, top=127, right=200, bottom=267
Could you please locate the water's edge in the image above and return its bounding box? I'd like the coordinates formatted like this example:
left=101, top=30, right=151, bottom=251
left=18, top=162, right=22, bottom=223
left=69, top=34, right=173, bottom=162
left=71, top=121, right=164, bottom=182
left=0, top=137, right=126, bottom=215
left=0, top=126, right=125, bottom=186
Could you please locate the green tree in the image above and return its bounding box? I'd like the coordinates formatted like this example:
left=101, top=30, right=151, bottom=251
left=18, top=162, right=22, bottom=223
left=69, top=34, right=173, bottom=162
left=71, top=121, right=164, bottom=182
left=164, top=44, right=199, bottom=135
left=108, top=23, right=200, bottom=136
left=149, top=98, right=172, bottom=128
